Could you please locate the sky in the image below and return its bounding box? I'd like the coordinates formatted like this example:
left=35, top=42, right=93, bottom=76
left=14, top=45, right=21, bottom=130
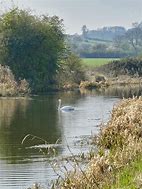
left=1, top=0, right=142, bottom=34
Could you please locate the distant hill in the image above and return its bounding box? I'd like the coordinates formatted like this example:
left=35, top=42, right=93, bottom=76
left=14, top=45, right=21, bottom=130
left=82, top=26, right=126, bottom=41
left=66, top=27, right=129, bottom=58
left=66, top=24, right=140, bottom=58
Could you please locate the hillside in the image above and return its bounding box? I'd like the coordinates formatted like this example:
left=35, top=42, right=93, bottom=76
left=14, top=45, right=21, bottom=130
left=84, top=26, right=126, bottom=41
left=66, top=25, right=130, bottom=58
left=66, top=34, right=128, bottom=58
left=67, top=23, right=142, bottom=58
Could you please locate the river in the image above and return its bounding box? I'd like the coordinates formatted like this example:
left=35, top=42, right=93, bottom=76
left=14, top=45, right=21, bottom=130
left=0, top=87, right=137, bottom=188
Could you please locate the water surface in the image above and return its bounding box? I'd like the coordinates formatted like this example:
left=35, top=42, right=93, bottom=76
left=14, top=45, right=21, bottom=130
left=0, top=90, right=122, bottom=188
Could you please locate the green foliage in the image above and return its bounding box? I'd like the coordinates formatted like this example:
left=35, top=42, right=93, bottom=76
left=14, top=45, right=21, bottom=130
left=0, top=8, right=65, bottom=92
left=99, top=57, right=142, bottom=77
left=104, top=156, right=142, bottom=189
left=57, top=54, right=85, bottom=89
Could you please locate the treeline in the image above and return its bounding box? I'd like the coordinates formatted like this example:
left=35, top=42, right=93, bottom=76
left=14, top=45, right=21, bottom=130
left=0, top=8, right=85, bottom=94
left=81, top=25, right=126, bottom=41
left=67, top=22, right=142, bottom=58
left=114, top=22, right=142, bottom=55
left=80, top=51, right=133, bottom=58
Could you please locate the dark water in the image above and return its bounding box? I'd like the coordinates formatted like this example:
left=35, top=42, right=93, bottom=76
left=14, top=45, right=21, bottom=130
left=0, top=86, right=139, bottom=189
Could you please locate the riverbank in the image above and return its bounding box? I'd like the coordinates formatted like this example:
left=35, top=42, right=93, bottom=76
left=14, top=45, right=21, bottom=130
left=80, top=57, right=142, bottom=91
left=0, top=64, right=30, bottom=96
left=49, top=97, right=142, bottom=189
left=1, top=57, right=142, bottom=95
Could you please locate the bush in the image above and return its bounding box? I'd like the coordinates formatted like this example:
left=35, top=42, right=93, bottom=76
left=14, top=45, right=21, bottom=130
left=79, top=81, right=99, bottom=89
left=57, top=54, right=86, bottom=89
left=0, top=8, right=65, bottom=92
left=98, top=57, right=142, bottom=77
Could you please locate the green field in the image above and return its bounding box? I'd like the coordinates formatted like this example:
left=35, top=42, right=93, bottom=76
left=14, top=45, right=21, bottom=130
left=82, top=58, right=118, bottom=68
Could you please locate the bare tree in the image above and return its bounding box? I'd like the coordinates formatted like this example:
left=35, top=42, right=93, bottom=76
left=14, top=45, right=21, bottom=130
left=125, top=22, right=142, bottom=55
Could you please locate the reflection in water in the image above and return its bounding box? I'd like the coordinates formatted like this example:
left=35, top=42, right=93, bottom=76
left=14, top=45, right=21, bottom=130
left=80, top=84, right=142, bottom=98
left=98, top=84, right=142, bottom=98
left=0, top=98, right=28, bottom=128
left=1, top=86, right=141, bottom=188
left=0, top=98, right=29, bottom=160
left=0, top=97, right=62, bottom=162
left=0, top=96, right=66, bottom=189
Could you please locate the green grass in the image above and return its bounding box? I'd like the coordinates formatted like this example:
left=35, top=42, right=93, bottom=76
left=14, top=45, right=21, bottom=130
left=82, top=58, right=118, bottom=68
left=104, top=156, right=142, bottom=189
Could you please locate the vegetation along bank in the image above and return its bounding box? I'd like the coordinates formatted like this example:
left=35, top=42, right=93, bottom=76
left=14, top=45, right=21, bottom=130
left=49, top=97, right=142, bottom=189
left=0, top=8, right=86, bottom=95
left=0, top=7, right=141, bottom=189
left=1, top=8, right=142, bottom=96
left=80, top=57, right=142, bottom=91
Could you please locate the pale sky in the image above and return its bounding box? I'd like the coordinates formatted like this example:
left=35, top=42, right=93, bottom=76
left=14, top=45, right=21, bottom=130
left=1, top=0, right=142, bottom=34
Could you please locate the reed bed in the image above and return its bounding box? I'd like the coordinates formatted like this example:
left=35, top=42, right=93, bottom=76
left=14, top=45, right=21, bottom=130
left=51, top=97, right=142, bottom=189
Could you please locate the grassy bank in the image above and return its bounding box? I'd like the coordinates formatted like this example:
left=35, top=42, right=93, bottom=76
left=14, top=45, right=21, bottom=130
left=80, top=57, right=142, bottom=91
left=104, top=156, right=142, bottom=189
left=82, top=58, right=118, bottom=68
left=51, top=97, right=142, bottom=189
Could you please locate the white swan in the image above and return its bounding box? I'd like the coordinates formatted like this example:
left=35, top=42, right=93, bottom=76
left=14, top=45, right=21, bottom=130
left=58, top=99, right=74, bottom=111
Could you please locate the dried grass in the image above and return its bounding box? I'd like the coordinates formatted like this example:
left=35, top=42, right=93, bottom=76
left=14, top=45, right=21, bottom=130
left=0, top=64, right=30, bottom=96
left=52, top=97, right=142, bottom=189
left=98, top=97, right=142, bottom=149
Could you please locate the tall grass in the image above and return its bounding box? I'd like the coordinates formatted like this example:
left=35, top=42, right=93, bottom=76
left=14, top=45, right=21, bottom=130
left=104, top=156, right=142, bottom=189
left=0, top=64, right=30, bottom=96
left=51, top=97, right=142, bottom=189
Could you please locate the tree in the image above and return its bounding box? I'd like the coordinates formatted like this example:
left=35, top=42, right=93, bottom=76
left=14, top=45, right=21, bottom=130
left=0, top=8, right=65, bottom=92
left=125, top=23, right=142, bottom=55
left=113, top=22, right=142, bottom=55
left=93, top=44, right=107, bottom=52
left=81, top=25, right=88, bottom=38
left=57, top=53, right=85, bottom=87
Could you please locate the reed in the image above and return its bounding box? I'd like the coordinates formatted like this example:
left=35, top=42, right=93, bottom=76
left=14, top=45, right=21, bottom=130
left=52, top=97, right=142, bottom=189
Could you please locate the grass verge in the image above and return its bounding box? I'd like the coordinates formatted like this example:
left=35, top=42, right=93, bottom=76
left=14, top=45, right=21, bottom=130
left=104, top=156, right=142, bottom=189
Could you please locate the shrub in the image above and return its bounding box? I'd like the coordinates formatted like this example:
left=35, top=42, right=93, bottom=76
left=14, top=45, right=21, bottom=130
left=0, top=8, right=65, bottom=92
left=98, top=57, right=142, bottom=77
left=57, top=54, right=86, bottom=89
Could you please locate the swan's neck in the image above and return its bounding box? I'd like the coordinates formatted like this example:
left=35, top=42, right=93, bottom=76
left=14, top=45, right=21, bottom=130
left=58, top=100, right=61, bottom=110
